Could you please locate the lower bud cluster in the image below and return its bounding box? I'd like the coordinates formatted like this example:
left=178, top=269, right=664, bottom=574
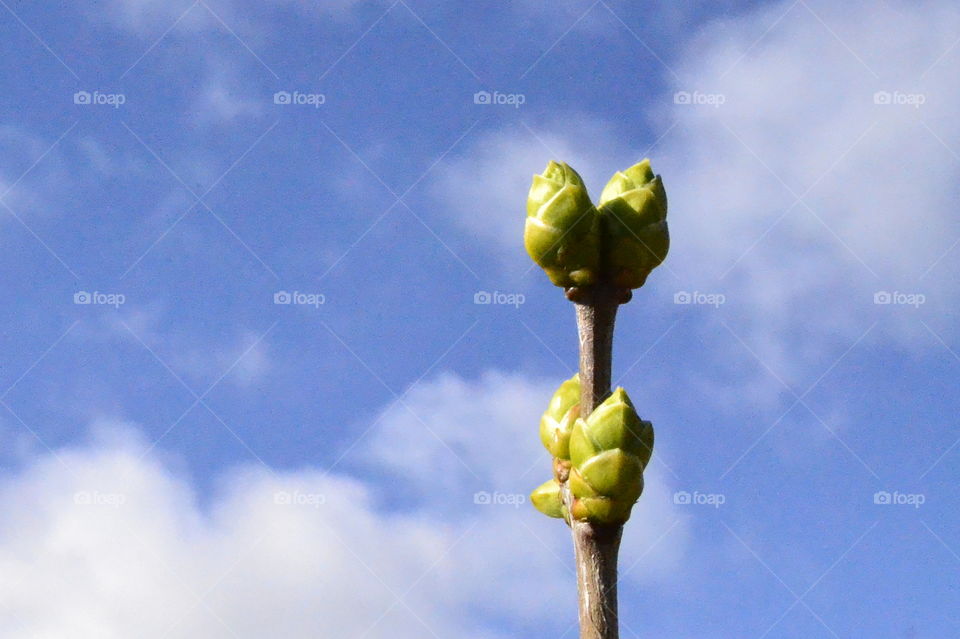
left=531, top=376, right=654, bottom=526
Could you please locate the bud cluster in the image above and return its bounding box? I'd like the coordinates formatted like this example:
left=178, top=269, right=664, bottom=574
left=524, top=159, right=669, bottom=291
left=531, top=377, right=654, bottom=525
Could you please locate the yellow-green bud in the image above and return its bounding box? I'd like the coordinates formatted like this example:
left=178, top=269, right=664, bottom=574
left=568, top=388, right=654, bottom=524
left=567, top=477, right=642, bottom=525
left=570, top=389, right=654, bottom=469
left=530, top=479, right=565, bottom=519
left=524, top=162, right=600, bottom=288
left=598, top=159, right=669, bottom=289
left=538, top=374, right=580, bottom=460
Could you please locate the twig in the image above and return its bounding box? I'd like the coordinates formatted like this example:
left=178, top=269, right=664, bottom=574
left=568, top=285, right=623, bottom=639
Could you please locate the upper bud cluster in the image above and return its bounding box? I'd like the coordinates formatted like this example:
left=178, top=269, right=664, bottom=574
left=524, top=159, right=669, bottom=292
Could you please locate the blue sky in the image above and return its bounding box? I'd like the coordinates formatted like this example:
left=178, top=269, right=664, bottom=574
left=1, top=0, right=959, bottom=637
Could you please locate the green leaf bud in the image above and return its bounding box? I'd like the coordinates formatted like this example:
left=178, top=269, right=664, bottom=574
left=525, top=162, right=600, bottom=288
left=569, top=486, right=642, bottom=526
left=539, top=374, right=580, bottom=460
left=567, top=388, right=654, bottom=524
left=598, top=159, right=669, bottom=289
left=567, top=464, right=598, bottom=498
left=530, top=479, right=565, bottom=519
left=540, top=404, right=578, bottom=461
left=576, top=449, right=644, bottom=498
left=570, top=388, right=653, bottom=469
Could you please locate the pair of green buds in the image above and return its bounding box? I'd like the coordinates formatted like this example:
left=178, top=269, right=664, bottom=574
left=531, top=375, right=654, bottom=525
left=524, top=159, right=669, bottom=290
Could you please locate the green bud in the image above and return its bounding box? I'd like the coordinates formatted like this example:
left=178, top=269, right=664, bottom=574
left=576, top=449, right=644, bottom=498
left=568, top=479, right=642, bottom=526
left=530, top=479, right=565, bottom=519
left=543, top=405, right=578, bottom=460
left=539, top=374, right=580, bottom=460
left=525, top=162, right=600, bottom=288
left=570, top=388, right=653, bottom=469
left=598, top=159, right=669, bottom=289
left=568, top=388, right=654, bottom=524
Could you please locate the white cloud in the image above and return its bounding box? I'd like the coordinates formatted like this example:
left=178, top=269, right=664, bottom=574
left=0, top=435, right=473, bottom=638
left=654, top=0, right=960, bottom=378
left=98, top=311, right=272, bottom=389
left=663, top=0, right=960, bottom=282
left=0, top=125, right=74, bottom=218
left=192, top=62, right=264, bottom=124
left=0, top=370, right=687, bottom=637
left=166, top=329, right=272, bottom=388
left=84, top=2, right=267, bottom=126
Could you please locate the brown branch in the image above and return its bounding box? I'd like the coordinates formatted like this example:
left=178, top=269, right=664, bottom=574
left=567, top=286, right=624, bottom=639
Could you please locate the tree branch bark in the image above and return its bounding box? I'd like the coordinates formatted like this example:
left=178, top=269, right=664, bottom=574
left=569, top=288, right=622, bottom=639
